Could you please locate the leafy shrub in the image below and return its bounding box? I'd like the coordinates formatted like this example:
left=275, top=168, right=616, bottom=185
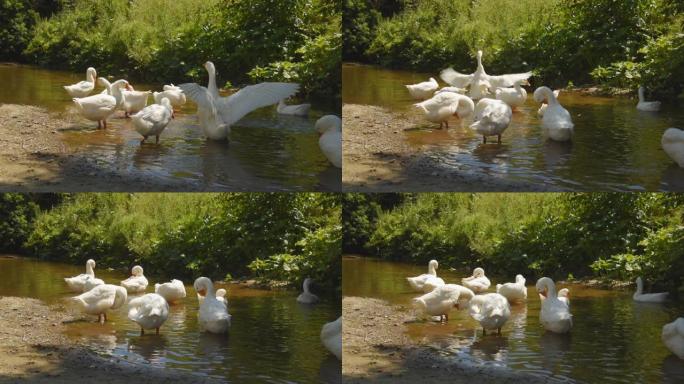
left=0, top=193, right=38, bottom=253
left=0, top=0, right=38, bottom=60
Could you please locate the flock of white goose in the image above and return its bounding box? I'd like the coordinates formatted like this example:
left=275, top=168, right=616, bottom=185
left=406, top=50, right=684, bottom=167
left=63, top=62, right=341, bottom=168
left=64, top=259, right=341, bottom=360
left=407, top=259, right=683, bottom=359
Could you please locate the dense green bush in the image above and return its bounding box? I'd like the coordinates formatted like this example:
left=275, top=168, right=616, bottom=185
left=0, top=194, right=38, bottom=253
left=0, top=0, right=38, bottom=60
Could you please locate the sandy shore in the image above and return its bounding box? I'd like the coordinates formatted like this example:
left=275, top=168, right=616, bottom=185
left=0, top=296, right=218, bottom=383
left=342, top=104, right=556, bottom=192
left=0, top=104, right=206, bottom=191
left=342, top=297, right=546, bottom=384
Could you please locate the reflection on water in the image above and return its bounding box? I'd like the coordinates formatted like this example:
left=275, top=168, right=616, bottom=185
left=342, top=63, right=684, bottom=191
left=0, top=256, right=341, bottom=383
left=343, top=256, right=684, bottom=383
left=0, top=63, right=340, bottom=191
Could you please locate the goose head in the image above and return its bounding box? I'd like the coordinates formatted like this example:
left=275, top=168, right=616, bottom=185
left=535, top=277, right=557, bottom=298
left=97, top=77, right=112, bottom=93
left=204, top=61, right=216, bottom=76
left=428, top=259, right=439, bottom=275
left=86, top=259, right=96, bottom=275
left=558, top=288, right=569, bottom=298
left=131, top=265, right=144, bottom=277
left=303, top=278, right=313, bottom=293
left=194, top=276, right=214, bottom=298
left=534, top=86, right=553, bottom=104
left=635, top=276, right=644, bottom=293
left=315, top=115, right=341, bottom=136
left=472, top=267, right=485, bottom=278
left=515, top=274, right=526, bottom=285
left=86, top=67, right=97, bottom=82
left=159, top=97, right=172, bottom=111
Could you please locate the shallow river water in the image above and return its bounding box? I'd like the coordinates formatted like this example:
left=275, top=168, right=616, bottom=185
left=343, top=256, right=684, bottom=383
left=342, top=63, right=684, bottom=191
left=0, top=256, right=341, bottom=383
left=0, top=63, right=340, bottom=191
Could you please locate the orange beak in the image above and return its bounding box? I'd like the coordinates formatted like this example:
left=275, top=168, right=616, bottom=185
left=197, top=289, right=206, bottom=297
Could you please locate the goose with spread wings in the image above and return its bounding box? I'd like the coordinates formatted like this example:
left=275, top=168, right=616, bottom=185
left=179, top=61, right=299, bottom=141
left=440, top=50, right=532, bottom=100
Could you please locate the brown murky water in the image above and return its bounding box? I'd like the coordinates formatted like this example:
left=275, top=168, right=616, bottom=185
left=342, top=63, right=684, bottom=191
left=343, top=255, right=684, bottom=383
left=0, top=63, right=340, bottom=191
left=0, top=256, right=341, bottom=383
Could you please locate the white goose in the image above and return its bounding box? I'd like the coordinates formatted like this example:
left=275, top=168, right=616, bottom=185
left=469, top=293, right=511, bottom=335
left=534, top=86, right=574, bottom=142
left=154, top=279, right=187, bottom=303
left=413, top=284, right=474, bottom=322
left=407, top=259, right=444, bottom=293
left=461, top=267, right=491, bottom=293
left=440, top=50, right=532, bottom=100
left=64, top=259, right=98, bottom=292
left=297, top=278, right=319, bottom=304
left=537, top=89, right=560, bottom=117
left=98, top=78, right=130, bottom=109
left=434, top=86, right=467, bottom=95
left=163, top=84, right=182, bottom=92
left=153, top=89, right=186, bottom=117
left=636, top=86, right=661, bottom=112
left=536, top=277, right=572, bottom=333
left=406, top=77, right=439, bottom=100
left=127, top=293, right=169, bottom=335
left=415, top=92, right=474, bottom=129
left=121, top=265, right=148, bottom=294
left=72, top=78, right=119, bottom=129
left=198, top=288, right=227, bottom=307
left=662, top=318, right=684, bottom=360
left=495, top=79, right=528, bottom=109
left=470, top=98, right=512, bottom=144
left=194, top=277, right=231, bottom=333
left=277, top=99, right=311, bottom=116
left=83, top=275, right=105, bottom=292
left=316, top=115, right=341, bottom=168
left=121, top=88, right=151, bottom=117
left=321, top=317, right=342, bottom=360
left=131, top=97, right=173, bottom=144
left=496, top=274, right=527, bottom=302
left=64, top=67, right=97, bottom=98
left=72, top=284, right=127, bottom=324
left=179, top=61, right=299, bottom=141
left=662, top=128, right=684, bottom=168
left=557, top=288, right=570, bottom=307
left=633, top=277, right=668, bottom=303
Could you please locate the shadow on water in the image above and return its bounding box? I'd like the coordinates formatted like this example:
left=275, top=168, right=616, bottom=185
left=343, top=63, right=684, bottom=191
left=0, top=256, right=341, bottom=383
left=343, top=256, right=684, bottom=383
left=0, top=63, right=340, bottom=191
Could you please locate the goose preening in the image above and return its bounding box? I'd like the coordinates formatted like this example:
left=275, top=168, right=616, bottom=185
left=633, top=277, right=668, bottom=303
left=662, top=318, right=684, bottom=360
left=413, top=284, right=474, bottom=322
left=154, top=279, right=187, bottom=303
left=297, top=278, right=320, bottom=304
left=98, top=78, right=130, bottom=110
left=557, top=288, right=570, bottom=307
left=127, top=293, right=169, bottom=335
left=179, top=61, right=299, bottom=141
left=64, top=67, right=97, bottom=98
left=131, top=97, right=173, bottom=144
left=277, top=99, right=311, bottom=116
left=121, top=265, right=148, bottom=294
left=407, top=259, right=445, bottom=293
left=536, top=277, right=572, bottom=334
left=662, top=128, right=684, bottom=168
left=72, top=284, right=127, bottom=324
left=440, top=50, right=532, bottom=100
left=198, top=288, right=227, bottom=307
left=470, top=98, right=512, bottom=144
left=461, top=267, right=491, bottom=293
left=469, top=293, right=511, bottom=335
left=72, top=78, right=120, bottom=129
left=537, top=89, right=560, bottom=117
left=495, top=79, right=528, bottom=109
left=534, top=86, right=574, bottom=142
left=316, top=115, right=342, bottom=168
left=321, top=317, right=342, bottom=360
left=496, top=274, right=527, bottom=302
left=414, top=92, right=474, bottom=129
left=194, top=277, right=231, bottom=333
left=636, top=86, right=661, bottom=112
left=121, top=89, right=151, bottom=117
left=406, top=77, right=439, bottom=100
left=64, top=259, right=98, bottom=292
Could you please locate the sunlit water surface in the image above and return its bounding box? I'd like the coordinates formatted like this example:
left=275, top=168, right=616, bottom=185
left=343, top=255, right=684, bottom=383
left=342, top=63, right=684, bottom=191
left=0, top=63, right=340, bottom=191
left=0, top=256, right=341, bottom=383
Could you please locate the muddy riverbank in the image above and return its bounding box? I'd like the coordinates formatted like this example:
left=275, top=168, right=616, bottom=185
left=0, top=296, right=218, bottom=383
left=342, top=104, right=557, bottom=192
left=342, top=296, right=546, bottom=383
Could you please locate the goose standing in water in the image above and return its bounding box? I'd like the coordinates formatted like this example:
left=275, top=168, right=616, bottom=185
left=407, top=259, right=445, bottom=293
left=64, top=67, right=97, bottom=98
left=131, top=97, right=173, bottom=144
left=536, top=277, right=572, bottom=334
left=72, top=284, right=127, bottom=324
left=414, top=92, right=474, bottom=128
left=179, top=61, right=299, bottom=141
left=470, top=98, right=512, bottom=144
left=64, top=259, right=98, bottom=292
left=297, top=278, right=319, bottom=304
left=633, top=277, right=668, bottom=303
left=636, top=86, right=661, bottom=112
left=534, top=86, right=574, bottom=142
left=406, top=77, right=439, bottom=100
left=128, top=293, right=169, bottom=335
left=413, top=284, right=474, bottom=322
left=469, top=293, right=511, bottom=335
left=461, top=267, right=491, bottom=293
left=72, top=78, right=120, bottom=129
left=194, top=277, right=231, bottom=333
left=321, top=317, right=342, bottom=360
left=496, top=274, right=527, bottom=302
left=121, top=265, right=148, bottom=294
left=154, top=279, right=187, bottom=303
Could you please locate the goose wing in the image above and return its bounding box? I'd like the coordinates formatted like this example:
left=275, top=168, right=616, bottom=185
left=440, top=68, right=473, bottom=88
left=217, top=82, right=299, bottom=126
left=485, top=72, right=533, bottom=89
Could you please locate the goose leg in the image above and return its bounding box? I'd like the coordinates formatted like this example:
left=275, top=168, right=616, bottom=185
left=483, top=136, right=487, bottom=144
left=439, top=122, right=443, bottom=129
left=497, top=327, right=502, bottom=335
left=97, top=120, right=102, bottom=129
left=497, top=134, right=502, bottom=144
left=483, top=328, right=486, bottom=336
left=155, top=135, right=159, bottom=144
left=156, top=328, right=160, bottom=335
left=103, top=119, right=107, bottom=129
left=104, top=313, right=107, bottom=323
left=140, top=327, right=144, bottom=336
left=445, top=121, right=449, bottom=129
